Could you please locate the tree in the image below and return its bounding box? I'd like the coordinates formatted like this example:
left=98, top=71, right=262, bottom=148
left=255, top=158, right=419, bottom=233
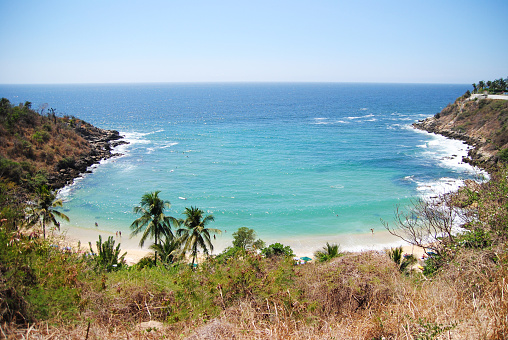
left=232, top=227, right=265, bottom=250
left=478, top=80, right=485, bottom=92
left=149, top=235, right=182, bottom=265
left=130, top=191, right=176, bottom=266
left=30, top=185, right=69, bottom=239
left=176, top=206, right=221, bottom=267
left=499, top=78, right=507, bottom=92
left=314, top=242, right=342, bottom=262
left=261, top=243, right=294, bottom=258
left=382, top=195, right=462, bottom=256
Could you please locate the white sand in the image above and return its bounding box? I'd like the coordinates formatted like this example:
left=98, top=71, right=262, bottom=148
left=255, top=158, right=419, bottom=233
left=54, top=224, right=423, bottom=265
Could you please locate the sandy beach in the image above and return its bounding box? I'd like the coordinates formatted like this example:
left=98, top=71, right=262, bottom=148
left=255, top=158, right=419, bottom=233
left=55, top=224, right=425, bottom=265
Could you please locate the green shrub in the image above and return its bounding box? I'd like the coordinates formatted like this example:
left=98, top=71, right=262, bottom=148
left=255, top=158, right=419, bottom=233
left=262, top=243, right=294, bottom=258
left=57, top=157, right=75, bottom=170
left=0, top=156, right=23, bottom=183
left=387, top=246, right=417, bottom=273
left=457, top=228, right=492, bottom=249
left=31, top=130, right=50, bottom=144
left=498, top=148, right=508, bottom=162
left=314, top=242, right=342, bottom=262
left=88, top=235, right=127, bottom=272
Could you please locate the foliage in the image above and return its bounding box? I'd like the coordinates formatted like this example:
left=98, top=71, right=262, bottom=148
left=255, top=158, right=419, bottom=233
left=149, top=235, right=182, bottom=266
left=57, top=156, right=75, bottom=170
left=0, top=228, right=86, bottom=324
left=231, top=226, right=265, bottom=250
left=88, top=235, right=126, bottom=272
left=215, top=245, right=245, bottom=263
left=130, top=191, right=175, bottom=266
left=382, top=195, right=462, bottom=257
left=498, top=148, right=508, bottom=162
left=471, top=77, right=508, bottom=94
left=386, top=246, right=417, bottom=273
left=177, top=206, right=221, bottom=266
left=456, top=228, right=492, bottom=249
left=28, top=185, right=69, bottom=239
left=314, top=242, right=342, bottom=262
left=261, top=242, right=294, bottom=258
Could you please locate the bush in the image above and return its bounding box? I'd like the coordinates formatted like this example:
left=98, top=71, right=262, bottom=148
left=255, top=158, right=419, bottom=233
left=57, top=157, right=75, bottom=170
left=498, top=148, right=508, bottom=162
left=314, top=242, right=342, bottom=262
left=31, top=130, right=50, bottom=144
left=88, top=235, right=127, bottom=272
left=0, top=157, right=23, bottom=183
left=457, top=228, right=492, bottom=249
left=231, top=227, right=265, bottom=250
left=262, top=243, right=294, bottom=258
left=387, top=246, right=417, bottom=273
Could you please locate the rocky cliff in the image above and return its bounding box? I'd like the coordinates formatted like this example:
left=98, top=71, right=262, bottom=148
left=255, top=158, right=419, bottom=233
left=47, top=124, right=128, bottom=189
left=413, top=95, right=508, bottom=169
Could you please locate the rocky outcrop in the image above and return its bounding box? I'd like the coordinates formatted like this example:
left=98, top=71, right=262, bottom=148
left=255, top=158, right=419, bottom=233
left=47, top=125, right=128, bottom=189
left=413, top=96, right=508, bottom=170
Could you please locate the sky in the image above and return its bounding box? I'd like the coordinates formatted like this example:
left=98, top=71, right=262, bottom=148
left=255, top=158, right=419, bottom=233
left=0, top=0, right=507, bottom=84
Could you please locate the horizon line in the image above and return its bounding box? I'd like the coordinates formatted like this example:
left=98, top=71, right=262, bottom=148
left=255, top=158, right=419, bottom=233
left=0, top=80, right=471, bottom=86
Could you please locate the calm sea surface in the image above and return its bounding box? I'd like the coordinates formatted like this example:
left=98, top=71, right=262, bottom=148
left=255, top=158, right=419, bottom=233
left=0, top=83, right=480, bottom=243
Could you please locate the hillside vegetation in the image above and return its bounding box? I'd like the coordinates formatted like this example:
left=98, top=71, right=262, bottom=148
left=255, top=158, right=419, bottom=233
left=0, top=98, right=124, bottom=209
left=414, top=94, right=508, bottom=167
left=1, top=95, right=508, bottom=339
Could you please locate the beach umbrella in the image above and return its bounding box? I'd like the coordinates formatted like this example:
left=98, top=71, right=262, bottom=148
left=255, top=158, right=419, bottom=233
left=300, top=256, right=312, bottom=262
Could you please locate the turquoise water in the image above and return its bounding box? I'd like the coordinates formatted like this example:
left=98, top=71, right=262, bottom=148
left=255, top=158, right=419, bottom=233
left=1, top=83, right=479, bottom=242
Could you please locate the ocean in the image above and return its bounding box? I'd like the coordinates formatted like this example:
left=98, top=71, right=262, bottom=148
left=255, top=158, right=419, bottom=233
left=0, top=83, right=483, bottom=251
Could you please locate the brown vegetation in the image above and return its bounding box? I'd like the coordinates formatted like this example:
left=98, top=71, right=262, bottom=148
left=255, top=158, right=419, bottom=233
left=414, top=98, right=508, bottom=167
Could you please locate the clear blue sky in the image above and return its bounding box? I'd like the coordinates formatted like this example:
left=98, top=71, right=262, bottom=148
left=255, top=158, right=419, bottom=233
left=1, top=0, right=507, bottom=84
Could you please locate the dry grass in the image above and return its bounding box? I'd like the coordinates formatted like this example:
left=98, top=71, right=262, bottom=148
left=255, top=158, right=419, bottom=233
left=5, top=249, right=506, bottom=339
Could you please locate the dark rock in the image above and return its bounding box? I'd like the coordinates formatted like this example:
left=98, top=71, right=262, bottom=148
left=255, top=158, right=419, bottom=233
left=48, top=127, right=129, bottom=190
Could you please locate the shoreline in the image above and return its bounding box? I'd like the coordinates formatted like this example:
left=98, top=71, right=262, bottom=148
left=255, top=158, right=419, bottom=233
left=52, top=104, right=488, bottom=266
left=56, top=223, right=424, bottom=265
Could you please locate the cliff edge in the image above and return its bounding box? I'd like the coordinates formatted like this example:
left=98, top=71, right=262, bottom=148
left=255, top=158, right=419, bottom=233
left=413, top=95, right=508, bottom=170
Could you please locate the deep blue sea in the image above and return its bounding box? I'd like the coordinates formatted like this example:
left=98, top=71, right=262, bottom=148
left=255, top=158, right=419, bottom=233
left=0, top=83, right=482, bottom=248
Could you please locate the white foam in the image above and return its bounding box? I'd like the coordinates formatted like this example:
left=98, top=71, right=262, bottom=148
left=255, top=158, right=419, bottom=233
left=347, top=114, right=375, bottom=120
left=409, top=128, right=489, bottom=201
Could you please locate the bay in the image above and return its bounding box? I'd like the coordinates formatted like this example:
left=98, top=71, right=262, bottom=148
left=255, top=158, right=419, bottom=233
left=0, top=83, right=480, bottom=248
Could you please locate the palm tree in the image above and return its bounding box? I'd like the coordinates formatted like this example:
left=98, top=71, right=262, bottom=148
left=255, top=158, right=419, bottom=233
left=177, top=206, right=221, bottom=267
left=130, top=191, right=176, bottom=266
left=499, top=78, right=507, bottom=92
left=149, top=234, right=182, bottom=265
left=387, top=246, right=417, bottom=273
left=30, top=185, right=69, bottom=239
left=314, top=242, right=341, bottom=262
left=478, top=80, right=485, bottom=92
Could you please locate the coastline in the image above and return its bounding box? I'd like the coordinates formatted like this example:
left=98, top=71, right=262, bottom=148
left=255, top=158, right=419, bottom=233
left=50, top=96, right=497, bottom=265
left=56, top=223, right=423, bottom=265
left=48, top=124, right=128, bottom=190
left=52, top=124, right=473, bottom=265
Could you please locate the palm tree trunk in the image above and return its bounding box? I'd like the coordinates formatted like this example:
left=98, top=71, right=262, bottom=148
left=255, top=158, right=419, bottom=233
left=154, top=233, right=158, bottom=266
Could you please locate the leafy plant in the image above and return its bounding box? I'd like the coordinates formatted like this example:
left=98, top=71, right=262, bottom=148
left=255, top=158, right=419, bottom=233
left=498, top=148, right=508, bottom=162
left=314, top=242, right=342, bottom=262
left=262, top=242, right=294, bottom=258
left=89, top=235, right=126, bottom=272
left=387, top=246, right=417, bottom=273
left=232, top=227, right=265, bottom=250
